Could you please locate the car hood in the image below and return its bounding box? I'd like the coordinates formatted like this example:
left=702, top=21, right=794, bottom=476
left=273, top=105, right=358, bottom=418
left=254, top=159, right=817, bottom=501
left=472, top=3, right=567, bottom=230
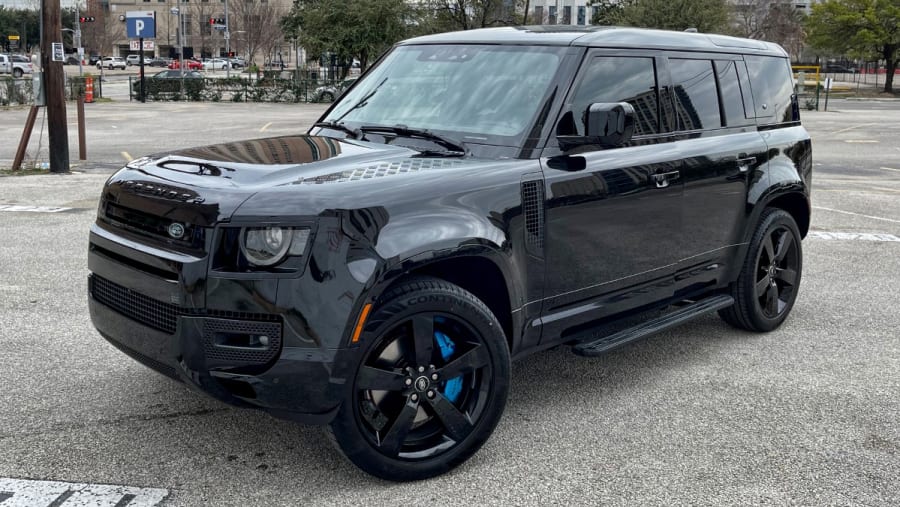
left=103, top=135, right=486, bottom=225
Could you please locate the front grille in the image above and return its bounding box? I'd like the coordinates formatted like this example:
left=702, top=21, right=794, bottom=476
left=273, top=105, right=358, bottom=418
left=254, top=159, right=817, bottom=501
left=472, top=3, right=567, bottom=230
left=90, top=275, right=280, bottom=336
left=92, top=274, right=179, bottom=334
left=102, top=201, right=205, bottom=251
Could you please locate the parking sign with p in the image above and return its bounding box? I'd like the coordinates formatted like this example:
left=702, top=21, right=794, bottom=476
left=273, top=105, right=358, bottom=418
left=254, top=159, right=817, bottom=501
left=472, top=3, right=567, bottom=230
left=126, top=11, right=156, bottom=39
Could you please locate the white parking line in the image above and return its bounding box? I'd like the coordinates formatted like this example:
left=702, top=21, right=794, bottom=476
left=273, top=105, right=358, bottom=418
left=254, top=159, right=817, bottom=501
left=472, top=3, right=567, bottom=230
left=0, top=205, right=73, bottom=213
left=830, top=123, right=876, bottom=135
left=808, top=231, right=900, bottom=242
left=813, top=206, right=900, bottom=224
left=0, top=478, right=168, bottom=507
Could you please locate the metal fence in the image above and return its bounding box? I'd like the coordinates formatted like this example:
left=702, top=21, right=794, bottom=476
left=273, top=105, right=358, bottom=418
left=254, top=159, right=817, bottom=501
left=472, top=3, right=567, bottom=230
left=128, top=71, right=343, bottom=103
left=0, top=75, right=102, bottom=106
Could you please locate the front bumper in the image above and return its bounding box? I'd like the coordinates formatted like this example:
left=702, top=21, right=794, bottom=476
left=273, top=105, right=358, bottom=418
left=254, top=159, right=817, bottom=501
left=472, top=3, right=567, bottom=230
left=87, top=223, right=356, bottom=425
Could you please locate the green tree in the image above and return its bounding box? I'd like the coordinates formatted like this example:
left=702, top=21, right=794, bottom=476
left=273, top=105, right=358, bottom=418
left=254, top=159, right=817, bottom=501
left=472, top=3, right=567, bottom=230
left=587, top=0, right=729, bottom=34
left=282, top=0, right=410, bottom=73
left=806, top=0, right=900, bottom=93
left=587, top=0, right=627, bottom=25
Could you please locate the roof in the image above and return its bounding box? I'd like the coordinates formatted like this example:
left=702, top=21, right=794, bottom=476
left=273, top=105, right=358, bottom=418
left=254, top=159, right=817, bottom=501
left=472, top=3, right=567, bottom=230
left=401, top=26, right=788, bottom=57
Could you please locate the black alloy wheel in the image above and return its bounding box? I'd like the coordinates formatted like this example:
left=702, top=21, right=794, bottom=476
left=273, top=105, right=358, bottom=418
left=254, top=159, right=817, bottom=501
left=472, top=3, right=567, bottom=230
left=320, top=91, right=334, bottom=103
left=328, top=277, right=510, bottom=481
left=720, top=208, right=803, bottom=332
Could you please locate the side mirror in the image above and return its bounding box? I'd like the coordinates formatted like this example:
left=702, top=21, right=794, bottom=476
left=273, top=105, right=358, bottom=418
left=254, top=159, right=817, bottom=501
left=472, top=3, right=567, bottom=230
left=557, top=102, right=635, bottom=151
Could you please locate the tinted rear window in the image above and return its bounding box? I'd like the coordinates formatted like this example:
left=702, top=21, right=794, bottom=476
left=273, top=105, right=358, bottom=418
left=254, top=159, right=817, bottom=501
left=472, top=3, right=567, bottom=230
left=669, top=58, right=721, bottom=131
left=745, top=55, right=794, bottom=125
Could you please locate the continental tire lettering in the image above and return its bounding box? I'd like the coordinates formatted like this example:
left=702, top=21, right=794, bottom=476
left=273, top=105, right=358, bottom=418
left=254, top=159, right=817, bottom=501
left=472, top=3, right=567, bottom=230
left=406, top=294, right=448, bottom=306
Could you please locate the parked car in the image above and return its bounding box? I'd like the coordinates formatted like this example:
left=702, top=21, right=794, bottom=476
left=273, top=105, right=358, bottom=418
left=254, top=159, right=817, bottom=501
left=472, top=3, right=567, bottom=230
left=64, top=55, right=82, bottom=65
left=202, top=58, right=230, bottom=70
left=89, top=26, right=811, bottom=482
left=97, top=57, right=127, bottom=70
left=0, top=53, right=32, bottom=77
left=227, top=57, right=246, bottom=69
left=132, top=70, right=204, bottom=96
left=88, top=54, right=101, bottom=65
left=824, top=63, right=857, bottom=74
left=126, top=54, right=152, bottom=66
left=148, top=57, right=171, bottom=68
left=168, top=58, right=202, bottom=71
left=313, top=77, right=357, bottom=102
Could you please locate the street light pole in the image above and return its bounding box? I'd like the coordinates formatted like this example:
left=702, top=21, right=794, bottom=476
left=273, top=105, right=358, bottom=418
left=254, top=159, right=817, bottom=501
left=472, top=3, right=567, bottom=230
left=171, top=7, right=184, bottom=96
left=224, top=0, right=230, bottom=78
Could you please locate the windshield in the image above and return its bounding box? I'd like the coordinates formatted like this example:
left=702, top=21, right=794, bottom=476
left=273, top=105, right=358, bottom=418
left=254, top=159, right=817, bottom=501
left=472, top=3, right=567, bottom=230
left=323, top=44, right=566, bottom=146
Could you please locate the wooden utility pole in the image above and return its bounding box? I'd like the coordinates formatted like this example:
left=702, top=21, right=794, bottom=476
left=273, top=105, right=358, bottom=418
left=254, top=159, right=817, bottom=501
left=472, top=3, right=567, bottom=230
left=41, top=0, right=70, bottom=173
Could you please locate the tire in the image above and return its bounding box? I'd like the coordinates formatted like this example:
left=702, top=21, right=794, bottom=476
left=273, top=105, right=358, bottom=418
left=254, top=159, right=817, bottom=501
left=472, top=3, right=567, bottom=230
left=13, top=68, right=23, bottom=78
left=328, top=276, right=510, bottom=481
left=320, top=91, right=334, bottom=102
left=719, top=208, right=803, bottom=332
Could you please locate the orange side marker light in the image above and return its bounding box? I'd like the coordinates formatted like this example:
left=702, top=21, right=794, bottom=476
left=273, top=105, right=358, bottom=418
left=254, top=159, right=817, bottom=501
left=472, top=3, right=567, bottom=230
left=351, top=303, right=373, bottom=343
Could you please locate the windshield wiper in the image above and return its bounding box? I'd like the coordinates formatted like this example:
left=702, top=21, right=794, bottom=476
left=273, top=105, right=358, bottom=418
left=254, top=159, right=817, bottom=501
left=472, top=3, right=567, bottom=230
left=312, top=121, right=361, bottom=139
left=358, top=125, right=467, bottom=156
left=331, top=77, right=388, bottom=124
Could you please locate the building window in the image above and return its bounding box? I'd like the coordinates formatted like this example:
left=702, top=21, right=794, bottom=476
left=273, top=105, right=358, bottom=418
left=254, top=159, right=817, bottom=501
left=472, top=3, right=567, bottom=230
left=562, top=6, right=571, bottom=24
left=577, top=6, right=585, bottom=25
left=533, top=6, right=543, bottom=23
left=548, top=5, right=557, bottom=25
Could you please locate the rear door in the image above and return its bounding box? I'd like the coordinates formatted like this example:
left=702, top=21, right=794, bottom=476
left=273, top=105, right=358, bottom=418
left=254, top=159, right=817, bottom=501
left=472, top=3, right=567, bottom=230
left=539, top=51, right=683, bottom=343
left=664, top=54, right=768, bottom=296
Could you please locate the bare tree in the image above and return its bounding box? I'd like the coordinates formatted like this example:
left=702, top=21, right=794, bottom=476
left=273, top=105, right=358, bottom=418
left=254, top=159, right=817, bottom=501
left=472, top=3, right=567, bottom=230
left=424, top=0, right=524, bottom=31
left=730, top=1, right=805, bottom=60
left=189, top=2, right=218, bottom=58
left=231, top=0, right=285, bottom=63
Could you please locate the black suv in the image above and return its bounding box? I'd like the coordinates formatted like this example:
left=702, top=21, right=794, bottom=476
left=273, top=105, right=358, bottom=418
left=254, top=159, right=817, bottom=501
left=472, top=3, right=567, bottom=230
left=88, top=26, right=811, bottom=481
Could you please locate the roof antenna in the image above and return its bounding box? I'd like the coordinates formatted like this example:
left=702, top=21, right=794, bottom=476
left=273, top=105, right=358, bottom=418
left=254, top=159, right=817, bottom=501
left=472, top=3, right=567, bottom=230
left=684, top=28, right=698, bottom=33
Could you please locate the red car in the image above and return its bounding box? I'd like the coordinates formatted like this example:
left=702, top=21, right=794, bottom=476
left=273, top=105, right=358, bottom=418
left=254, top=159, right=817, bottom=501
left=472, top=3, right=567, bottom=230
left=168, top=59, right=202, bottom=71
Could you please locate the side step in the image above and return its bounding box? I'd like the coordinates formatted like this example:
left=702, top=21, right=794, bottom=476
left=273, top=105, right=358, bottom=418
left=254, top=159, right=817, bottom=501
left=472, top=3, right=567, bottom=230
left=571, top=295, right=734, bottom=357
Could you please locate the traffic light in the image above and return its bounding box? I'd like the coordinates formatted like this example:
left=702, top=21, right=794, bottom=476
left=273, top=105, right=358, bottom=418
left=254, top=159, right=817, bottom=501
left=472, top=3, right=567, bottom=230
left=228, top=51, right=234, bottom=57
left=79, top=16, right=96, bottom=23
left=209, top=17, right=225, bottom=25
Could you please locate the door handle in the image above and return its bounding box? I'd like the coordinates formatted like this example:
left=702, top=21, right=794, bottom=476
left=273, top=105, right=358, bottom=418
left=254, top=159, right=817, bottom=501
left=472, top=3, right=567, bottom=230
left=736, top=155, right=757, bottom=172
left=651, top=170, right=680, bottom=188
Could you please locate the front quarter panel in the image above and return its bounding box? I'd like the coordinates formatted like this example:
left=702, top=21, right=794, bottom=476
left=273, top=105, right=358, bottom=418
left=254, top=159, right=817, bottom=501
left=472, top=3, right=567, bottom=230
left=233, top=157, right=541, bottom=353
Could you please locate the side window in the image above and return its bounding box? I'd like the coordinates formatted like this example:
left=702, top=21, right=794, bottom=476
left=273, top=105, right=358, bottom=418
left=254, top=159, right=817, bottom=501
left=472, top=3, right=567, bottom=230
left=669, top=58, right=721, bottom=131
left=567, top=56, right=659, bottom=137
left=714, top=60, right=754, bottom=127
left=744, top=55, right=794, bottom=125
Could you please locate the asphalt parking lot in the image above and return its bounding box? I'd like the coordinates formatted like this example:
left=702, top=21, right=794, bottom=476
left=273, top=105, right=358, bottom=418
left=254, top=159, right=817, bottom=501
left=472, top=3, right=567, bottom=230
left=1, top=100, right=899, bottom=506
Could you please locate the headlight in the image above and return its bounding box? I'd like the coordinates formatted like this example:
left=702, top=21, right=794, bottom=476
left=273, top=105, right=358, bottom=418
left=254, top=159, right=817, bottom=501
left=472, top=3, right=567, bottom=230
left=240, top=227, right=311, bottom=266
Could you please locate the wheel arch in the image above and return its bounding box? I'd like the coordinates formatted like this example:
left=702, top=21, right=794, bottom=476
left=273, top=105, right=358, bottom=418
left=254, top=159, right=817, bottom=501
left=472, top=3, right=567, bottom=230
left=370, top=250, right=518, bottom=353
left=766, top=191, right=810, bottom=238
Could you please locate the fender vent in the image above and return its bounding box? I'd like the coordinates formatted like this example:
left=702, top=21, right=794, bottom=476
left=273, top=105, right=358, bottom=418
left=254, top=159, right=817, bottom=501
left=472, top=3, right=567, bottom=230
left=521, top=180, right=545, bottom=251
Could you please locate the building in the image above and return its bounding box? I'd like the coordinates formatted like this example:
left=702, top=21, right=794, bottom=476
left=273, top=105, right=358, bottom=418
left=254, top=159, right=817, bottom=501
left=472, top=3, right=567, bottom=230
left=82, top=0, right=291, bottom=62
left=527, top=0, right=596, bottom=26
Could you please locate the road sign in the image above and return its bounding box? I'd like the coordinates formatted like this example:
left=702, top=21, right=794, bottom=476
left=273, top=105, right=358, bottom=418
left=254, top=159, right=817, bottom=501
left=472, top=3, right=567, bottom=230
left=51, top=43, right=64, bottom=62
left=9, top=34, right=19, bottom=50
left=129, top=40, right=155, bottom=51
left=125, top=11, right=156, bottom=39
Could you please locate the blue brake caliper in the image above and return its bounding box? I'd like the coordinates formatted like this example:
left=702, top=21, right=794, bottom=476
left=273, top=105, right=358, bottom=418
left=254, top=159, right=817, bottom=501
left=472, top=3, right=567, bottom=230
left=434, top=319, right=463, bottom=403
